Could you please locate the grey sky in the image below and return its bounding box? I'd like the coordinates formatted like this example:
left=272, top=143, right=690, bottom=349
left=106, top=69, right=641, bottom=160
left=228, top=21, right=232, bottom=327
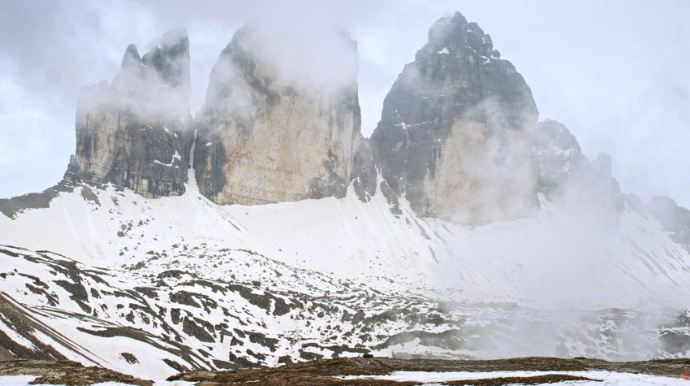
left=1, top=0, right=688, bottom=208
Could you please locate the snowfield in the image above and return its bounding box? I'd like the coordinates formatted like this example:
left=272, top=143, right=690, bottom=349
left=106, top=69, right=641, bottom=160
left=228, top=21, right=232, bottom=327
left=1, top=173, right=690, bottom=378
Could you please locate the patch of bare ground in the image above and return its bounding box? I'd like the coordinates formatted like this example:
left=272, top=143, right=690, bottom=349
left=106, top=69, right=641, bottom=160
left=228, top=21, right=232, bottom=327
left=0, top=360, right=152, bottom=386
left=169, top=356, right=690, bottom=385
left=4, top=356, right=690, bottom=385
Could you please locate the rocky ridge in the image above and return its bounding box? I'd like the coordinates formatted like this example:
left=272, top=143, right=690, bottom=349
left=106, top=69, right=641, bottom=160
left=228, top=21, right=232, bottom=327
left=64, top=28, right=193, bottom=198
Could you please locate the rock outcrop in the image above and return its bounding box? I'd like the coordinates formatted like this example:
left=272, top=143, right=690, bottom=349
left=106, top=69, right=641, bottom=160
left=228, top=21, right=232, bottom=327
left=65, top=29, right=193, bottom=198
left=370, top=12, right=538, bottom=223
left=533, top=120, right=622, bottom=209
left=350, top=134, right=377, bottom=202
left=193, top=25, right=361, bottom=205
left=532, top=120, right=589, bottom=198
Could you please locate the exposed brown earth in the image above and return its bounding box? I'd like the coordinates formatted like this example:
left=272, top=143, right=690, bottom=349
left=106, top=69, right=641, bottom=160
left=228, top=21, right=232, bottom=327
left=3, top=356, right=690, bottom=385
left=0, top=360, right=152, bottom=386
left=168, top=356, right=690, bottom=385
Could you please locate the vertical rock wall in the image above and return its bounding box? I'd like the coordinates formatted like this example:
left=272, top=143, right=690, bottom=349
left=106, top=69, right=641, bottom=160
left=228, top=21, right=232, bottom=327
left=193, top=26, right=362, bottom=205
left=371, top=12, right=539, bottom=223
left=65, top=29, right=192, bottom=197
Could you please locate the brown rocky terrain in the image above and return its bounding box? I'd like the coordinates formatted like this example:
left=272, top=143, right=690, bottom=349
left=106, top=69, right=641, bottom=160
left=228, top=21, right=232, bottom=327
left=167, top=356, right=690, bottom=385
left=0, top=360, right=151, bottom=386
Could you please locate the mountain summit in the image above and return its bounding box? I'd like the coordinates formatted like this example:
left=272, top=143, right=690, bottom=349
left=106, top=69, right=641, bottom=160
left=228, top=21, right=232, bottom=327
left=371, top=12, right=538, bottom=223
left=65, top=28, right=193, bottom=198
left=192, top=24, right=362, bottom=205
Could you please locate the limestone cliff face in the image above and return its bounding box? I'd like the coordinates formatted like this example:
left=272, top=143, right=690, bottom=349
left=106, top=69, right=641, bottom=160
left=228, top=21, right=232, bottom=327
left=370, top=12, right=538, bottom=223
left=193, top=26, right=361, bottom=205
left=65, top=29, right=192, bottom=197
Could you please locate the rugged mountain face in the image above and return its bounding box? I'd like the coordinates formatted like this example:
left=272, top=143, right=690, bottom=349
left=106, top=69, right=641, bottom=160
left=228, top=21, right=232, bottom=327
left=371, top=12, right=538, bottom=223
left=193, top=25, right=361, bottom=205
left=533, top=120, right=622, bottom=209
left=64, top=29, right=193, bottom=198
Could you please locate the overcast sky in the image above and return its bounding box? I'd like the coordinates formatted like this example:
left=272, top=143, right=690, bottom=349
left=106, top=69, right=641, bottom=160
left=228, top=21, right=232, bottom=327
left=1, top=0, right=688, bottom=208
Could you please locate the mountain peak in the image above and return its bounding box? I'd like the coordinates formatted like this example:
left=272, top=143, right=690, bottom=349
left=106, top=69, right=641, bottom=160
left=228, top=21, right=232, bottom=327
left=121, top=44, right=141, bottom=69
left=65, top=29, right=192, bottom=198
left=420, top=12, right=497, bottom=60
left=371, top=13, right=538, bottom=223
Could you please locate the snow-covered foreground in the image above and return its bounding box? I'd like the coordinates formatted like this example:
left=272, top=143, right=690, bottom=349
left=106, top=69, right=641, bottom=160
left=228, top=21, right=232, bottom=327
left=2, top=176, right=690, bottom=378
left=343, top=370, right=690, bottom=385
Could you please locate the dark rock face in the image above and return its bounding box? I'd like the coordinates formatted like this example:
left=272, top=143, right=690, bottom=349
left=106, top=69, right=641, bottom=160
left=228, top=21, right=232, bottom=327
left=532, top=120, right=589, bottom=198
left=65, top=29, right=193, bottom=198
left=532, top=120, right=622, bottom=209
left=193, top=25, right=361, bottom=205
left=0, top=183, right=74, bottom=219
left=351, top=134, right=377, bottom=202
left=371, top=12, right=538, bottom=223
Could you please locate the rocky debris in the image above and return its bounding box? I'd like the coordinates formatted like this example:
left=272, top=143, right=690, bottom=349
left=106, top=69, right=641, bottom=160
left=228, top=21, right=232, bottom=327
left=64, top=29, right=193, bottom=198
left=169, top=356, right=690, bottom=385
left=0, top=182, right=74, bottom=219
left=5, top=232, right=690, bottom=376
left=0, top=244, right=467, bottom=373
left=193, top=24, right=361, bottom=205
left=0, top=360, right=152, bottom=386
left=0, top=293, right=67, bottom=361
left=371, top=12, right=538, bottom=223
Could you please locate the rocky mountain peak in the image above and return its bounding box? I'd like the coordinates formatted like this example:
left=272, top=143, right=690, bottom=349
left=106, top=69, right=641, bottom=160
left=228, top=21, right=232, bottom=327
left=371, top=12, right=538, bottom=223
left=533, top=120, right=588, bottom=197
left=193, top=23, right=363, bottom=205
left=532, top=120, right=622, bottom=218
left=121, top=44, right=141, bottom=69
left=110, top=28, right=190, bottom=118
left=422, top=12, right=498, bottom=60
left=141, top=28, right=190, bottom=92
left=64, top=29, right=192, bottom=198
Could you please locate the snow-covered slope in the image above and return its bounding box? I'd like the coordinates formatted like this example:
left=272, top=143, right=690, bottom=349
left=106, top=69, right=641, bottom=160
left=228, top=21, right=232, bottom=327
left=3, top=171, right=690, bottom=307
left=2, top=171, right=690, bottom=379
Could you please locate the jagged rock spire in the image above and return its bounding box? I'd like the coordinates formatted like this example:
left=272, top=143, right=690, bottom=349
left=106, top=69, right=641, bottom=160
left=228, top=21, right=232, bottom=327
left=65, top=29, right=193, bottom=198
left=371, top=12, right=538, bottom=223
